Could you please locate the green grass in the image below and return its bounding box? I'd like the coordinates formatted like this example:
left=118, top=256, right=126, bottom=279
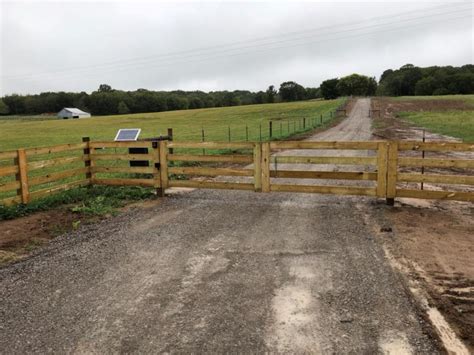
left=398, top=111, right=474, bottom=142
left=0, top=185, right=153, bottom=220
left=0, top=99, right=344, bottom=151
left=388, top=95, right=474, bottom=142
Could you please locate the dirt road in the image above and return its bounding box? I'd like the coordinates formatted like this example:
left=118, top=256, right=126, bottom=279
left=0, top=99, right=441, bottom=353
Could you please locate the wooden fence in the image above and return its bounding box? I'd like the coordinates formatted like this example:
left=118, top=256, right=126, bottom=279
left=1, top=139, right=473, bottom=206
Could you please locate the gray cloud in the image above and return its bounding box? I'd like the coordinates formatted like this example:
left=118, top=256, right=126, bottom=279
left=1, top=0, right=472, bottom=95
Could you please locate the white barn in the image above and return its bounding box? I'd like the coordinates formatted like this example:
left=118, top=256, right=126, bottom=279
left=57, top=107, right=91, bottom=119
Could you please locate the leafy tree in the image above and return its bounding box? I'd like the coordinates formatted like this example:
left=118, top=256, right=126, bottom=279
left=98, top=84, right=113, bottom=92
left=279, top=81, right=306, bottom=102
left=320, top=78, right=340, bottom=99
left=117, top=101, right=130, bottom=114
left=266, top=85, right=277, bottom=103
left=0, top=98, right=9, bottom=114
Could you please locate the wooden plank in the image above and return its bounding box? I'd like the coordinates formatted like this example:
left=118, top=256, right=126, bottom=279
left=253, top=143, right=262, bottom=192
left=271, top=184, right=377, bottom=196
left=271, top=156, right=377, bottom=165
left=261, top=142, right=271, bottom=192
left=169, top=166, right=253, bottom=177
left=29, top=168, right=89, bottom=186
left=271, top=170, right=377, bottom=180
left=28, top=156, right=86, bottom=170
left=0, top=195, right=22, bottom=206
left=92, top=166, right=155, bottom=174
left=92, top=178, right=156, bottom=187
left=397, top=173, right=474, bottom=185
left=396, top=189, right=474, bottom=202
left=169, top=180, right=254, bottom=191
left=398, top=141, right=474, bottom=152
left=376, top=142, right=389, bottom=197
left=17, top=149, right=29, bottom=203
left=25, top=143, right=87, bottom=156
left=90, top=141, right=153, bottom=148
left=0, top=165, right=19, bottom=177
left=90, top=153, right=154, bottom=161
left=168, top=141, right=255, bottom=149
left=168, top=154, right=253, bottom=163
left=270, top=141, right=380, bottom=150
left=159, top=140, right=169, bottom=190
left=0, top=180, right=20, bottom=192
left=398, top=157, right=474, bottom=169
left=386, top=142, right=398, bottom=199
left=29, top=179, right=90, bottom=201
left=0, top=151, right=18, bottom=160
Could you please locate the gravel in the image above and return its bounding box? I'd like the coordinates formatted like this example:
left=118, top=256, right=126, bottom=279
left=0, top=99, right=442, bottom=353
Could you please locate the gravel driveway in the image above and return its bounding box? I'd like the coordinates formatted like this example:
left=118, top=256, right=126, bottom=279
left=0, top=99, right=441, bottom=354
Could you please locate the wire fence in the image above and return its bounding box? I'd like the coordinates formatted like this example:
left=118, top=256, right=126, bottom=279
left=191, top=108, right=346, bottom=144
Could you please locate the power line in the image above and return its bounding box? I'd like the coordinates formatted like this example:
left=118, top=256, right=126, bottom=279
left=2, top=2, right=471, bottom=81
left=8, top=11, right=471, bottom=85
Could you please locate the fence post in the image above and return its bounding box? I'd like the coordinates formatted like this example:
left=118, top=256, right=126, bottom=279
left=320, top=114, right=323, bottom=125
left=376, top=142, right=388, bottom=198
left=167, top=128, right=174, bottom=155
left=386, top=141, right=398, bottom=205
left=82, top=137, right=92, bottom=184
left=228, top=126, right=231, bottom=142
left=259, top=124, right=262, bottom=141
left=16, top=149, right=29, bottom=204
left=246, top=125, right=249, bottom=141
left=261, top=142, right=270, bottom=192
left=152, top=141, right=162, bottom=197
left=303, top=117, right=306, bottom=129
left=253, top=143, right=262, bottom=192
left=201, top=127, right=205, bottom=155
left=269, top=121, right=273, bottom=139
left=156, top=140, right=169, bottom=197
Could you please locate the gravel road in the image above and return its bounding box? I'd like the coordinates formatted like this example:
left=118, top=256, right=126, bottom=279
left=0, top=99, right=441, bottom=354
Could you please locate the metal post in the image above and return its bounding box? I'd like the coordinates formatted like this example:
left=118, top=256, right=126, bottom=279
left=421, top=129, right=425, bottom=190
left=246, top=125, right=249, bottom=142
left=228, top=126, right=231, bottom=142
left=269, top=121, right=273, bottom=139
left=167, top=128, right=174, bottom=155
left=201, top=127, right=205, bottom=155
left=259, top=124, right=262, bottom=141
left=320, top=114, right=323, bottom=125
left=280, top=122, right=282, bottom=137
left=303, top=117, right=306, bottom=129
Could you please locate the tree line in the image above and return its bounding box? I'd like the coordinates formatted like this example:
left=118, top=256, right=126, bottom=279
left=0, top=82, right=320, bottom=116
left=1, top=64, right=473, bottom=116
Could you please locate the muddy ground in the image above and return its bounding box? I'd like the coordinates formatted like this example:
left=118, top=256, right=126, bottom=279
left=371, top=97, right=474, bottom=351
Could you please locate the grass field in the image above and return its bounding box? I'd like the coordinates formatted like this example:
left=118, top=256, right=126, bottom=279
left=387, top=95, right=474, bottom=142
left=0, top=99, right=344, bottom=151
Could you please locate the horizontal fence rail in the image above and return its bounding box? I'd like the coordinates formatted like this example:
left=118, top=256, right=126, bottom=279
left=0, top=139, right=473, bottom=206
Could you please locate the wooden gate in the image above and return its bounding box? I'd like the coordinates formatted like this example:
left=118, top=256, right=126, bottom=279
left=1, top=140, right=473, bottom=205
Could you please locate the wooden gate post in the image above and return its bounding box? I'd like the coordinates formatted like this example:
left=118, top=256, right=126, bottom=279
left=386, top=141, right=399, bottom=205
left=376, top=142, right=388, bottom=198
left=261, top=142, right=270, bottom=192
left=152, top=141, right=162, bottom=197
left=253, top=143, right=262, bottom=192
left=158, top=140, right=169, bottom=196
left=16, top=149, right=29, bottom=204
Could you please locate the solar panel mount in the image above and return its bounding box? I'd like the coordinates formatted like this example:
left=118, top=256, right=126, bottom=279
left=114, top=128, right=141, bottom=141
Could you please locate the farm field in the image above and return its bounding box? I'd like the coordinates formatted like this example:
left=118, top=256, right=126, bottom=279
left=373, top=94, right=474, bottom=141
left=0, top=99, right=343, bottom=151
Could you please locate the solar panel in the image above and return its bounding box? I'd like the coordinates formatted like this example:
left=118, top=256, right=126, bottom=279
left=114, top=128, right=141, bottom=141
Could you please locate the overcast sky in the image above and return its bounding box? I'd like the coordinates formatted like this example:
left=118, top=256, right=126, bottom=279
left=0, top=0, right=472, bottom=95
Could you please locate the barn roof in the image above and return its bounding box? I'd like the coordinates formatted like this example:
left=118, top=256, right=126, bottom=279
left=62, top=107, right=89, bottom=114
